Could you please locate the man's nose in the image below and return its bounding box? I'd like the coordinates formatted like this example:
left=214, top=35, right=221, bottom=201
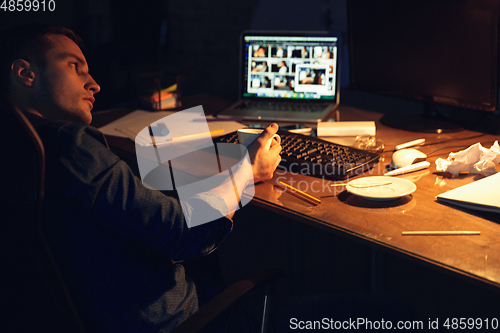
left=85, top=75, right=101, bottom=94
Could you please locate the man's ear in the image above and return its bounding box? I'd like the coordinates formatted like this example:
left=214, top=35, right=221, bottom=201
left=11, top=59, right=36, bottom=87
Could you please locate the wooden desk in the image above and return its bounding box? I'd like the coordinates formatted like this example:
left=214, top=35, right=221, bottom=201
left=92, top=99, right=500, bottom=291
left=250, top=105, right=500, bottom=290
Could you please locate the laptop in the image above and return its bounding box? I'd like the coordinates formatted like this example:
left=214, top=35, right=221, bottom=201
left=216, top=30, right=341, bottom=123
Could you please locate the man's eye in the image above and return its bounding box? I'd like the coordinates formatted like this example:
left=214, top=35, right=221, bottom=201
left=70, top=63, right=78, bottom=70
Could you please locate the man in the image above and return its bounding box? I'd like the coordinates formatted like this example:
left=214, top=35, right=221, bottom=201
left=0, top=24, right=281, bottom=332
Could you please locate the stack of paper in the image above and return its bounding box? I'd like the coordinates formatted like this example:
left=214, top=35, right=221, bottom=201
left=98, top=109, right=245, bottom=147
left=436, top=172, right=500, bottom=213
left=317, top=121, right=376, bottom=137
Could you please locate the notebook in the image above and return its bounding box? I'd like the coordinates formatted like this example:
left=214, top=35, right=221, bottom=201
left=436, top=172, right=500, bottom=213
left=216, top=31, right=341, bottom=123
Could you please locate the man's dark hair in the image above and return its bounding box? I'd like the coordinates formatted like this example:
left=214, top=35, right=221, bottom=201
left=0, top=24, right=83, bottom=92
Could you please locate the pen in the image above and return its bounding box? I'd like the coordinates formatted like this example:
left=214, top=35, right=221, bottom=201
left=402, top=231, right=480, bottom=236
left=384, top=161, right=430, bottom=176
left=279, top=181, right=321, bottom=204
left=170, top=129, right=224, bottom=141
left=395, top=138, right=425, bottom=150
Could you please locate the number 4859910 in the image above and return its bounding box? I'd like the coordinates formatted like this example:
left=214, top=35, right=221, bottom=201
left=443, top=318, right=499, bottom=330
left=1, top=0, right=55, bottom=11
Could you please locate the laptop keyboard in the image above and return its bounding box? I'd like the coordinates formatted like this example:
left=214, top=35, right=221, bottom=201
left=236, top=101, right=327, bottom=113
left=215, top=130, right=380, bottom=179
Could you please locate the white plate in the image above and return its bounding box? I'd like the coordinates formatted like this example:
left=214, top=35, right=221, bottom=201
left=346, top=176, right=416, bottom=201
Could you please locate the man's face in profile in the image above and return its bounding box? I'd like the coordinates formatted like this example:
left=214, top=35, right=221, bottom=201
left=32, top=34, right=100, bottom=124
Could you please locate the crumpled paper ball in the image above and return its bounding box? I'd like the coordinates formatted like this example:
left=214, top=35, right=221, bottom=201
left=435, top=141, right=500, bottom=176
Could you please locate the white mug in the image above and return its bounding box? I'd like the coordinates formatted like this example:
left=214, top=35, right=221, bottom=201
left=237, top=128, right=281, bottom=150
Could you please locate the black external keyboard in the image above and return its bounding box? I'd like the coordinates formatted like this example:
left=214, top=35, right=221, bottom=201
left=215, top=130, right=380, bottom=179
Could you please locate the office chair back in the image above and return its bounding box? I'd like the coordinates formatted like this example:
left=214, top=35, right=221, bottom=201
left=0, top=94, right=282, bottom=333
left=0, top=94, right=85, bottom=332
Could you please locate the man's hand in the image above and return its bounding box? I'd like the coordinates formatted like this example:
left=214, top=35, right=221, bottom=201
left=207, top=123, right=281, bottom=219
left=246, top=123, right=282, bottom=183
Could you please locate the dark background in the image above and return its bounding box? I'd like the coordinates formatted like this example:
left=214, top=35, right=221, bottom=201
left=2, top=0, right=500, bottom=323
left=0, top=0, right=349, bottom=111
left=2, top=0, right=499, bottom=134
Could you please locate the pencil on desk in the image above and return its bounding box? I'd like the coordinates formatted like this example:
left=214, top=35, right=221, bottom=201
left=170, top=129, right=224, bottom=141
left=279, top=181, right=321, bottom=204
left=402, top=231, right=481, bottom=236
left=331, top=182, right=393, bottom=188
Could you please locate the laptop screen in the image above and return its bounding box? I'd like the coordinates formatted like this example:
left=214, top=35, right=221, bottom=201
left=241, top=33, right=340, bottom=101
